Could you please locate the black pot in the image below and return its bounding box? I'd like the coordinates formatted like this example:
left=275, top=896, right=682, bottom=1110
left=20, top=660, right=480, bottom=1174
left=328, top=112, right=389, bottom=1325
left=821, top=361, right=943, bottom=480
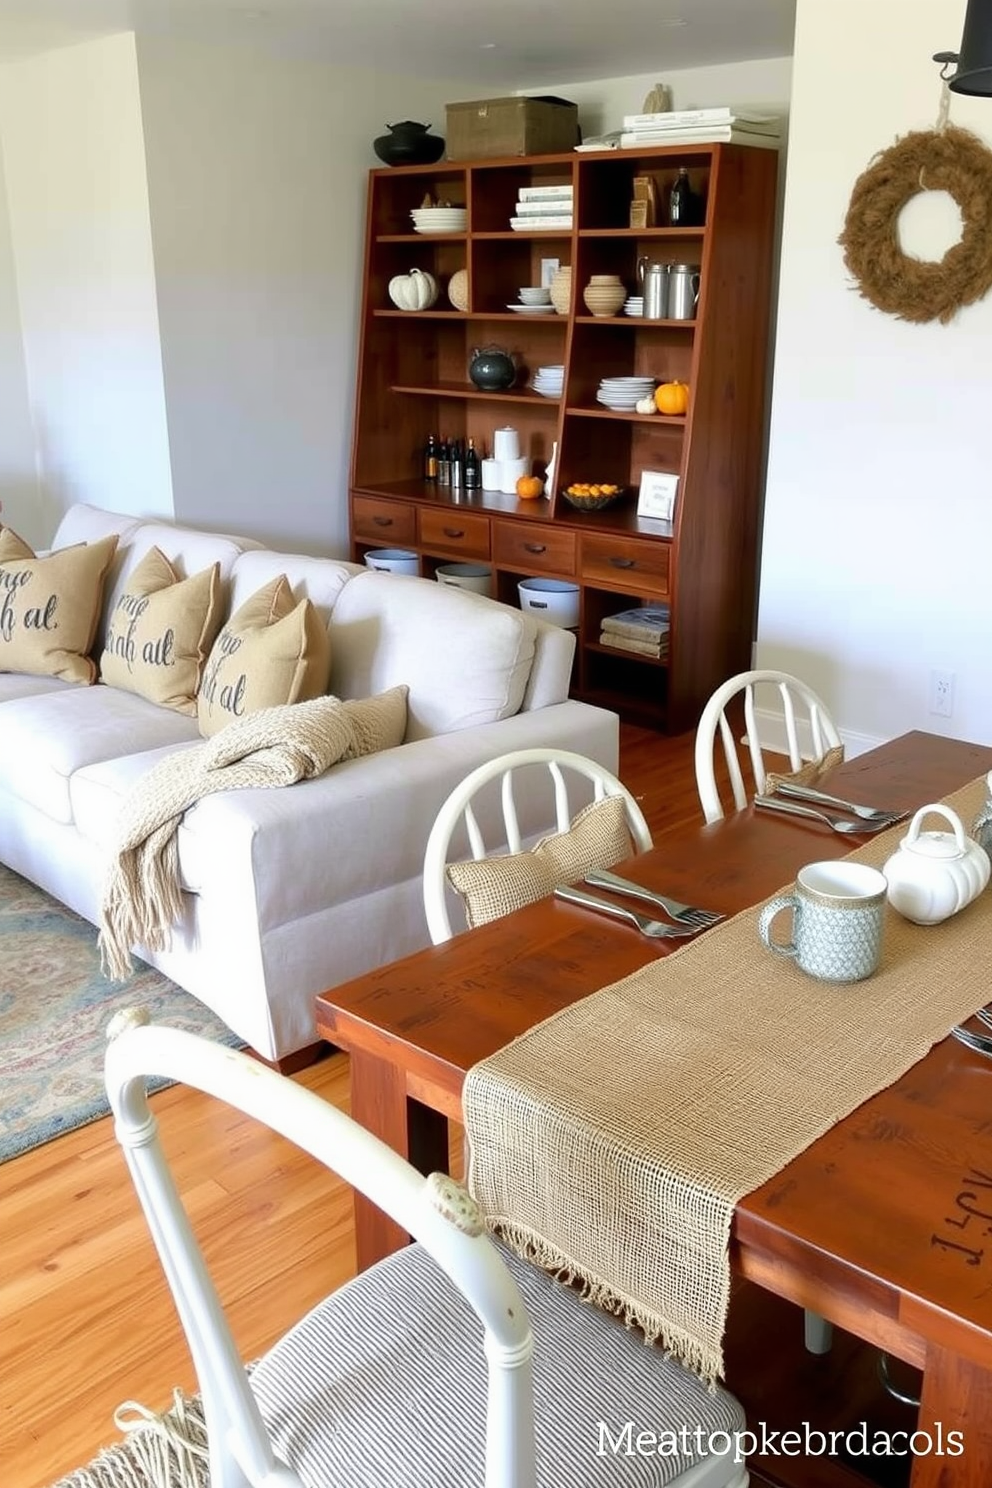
left=469, top=347, right=517, bottom=391
left=373, top=122, right=446, bottom=167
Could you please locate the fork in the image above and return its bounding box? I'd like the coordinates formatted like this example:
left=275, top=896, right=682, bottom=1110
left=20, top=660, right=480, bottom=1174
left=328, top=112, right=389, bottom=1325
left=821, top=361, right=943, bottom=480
left=951, top=1023, right=992, bottom=1060
left=553, top=885, right=700, bottom=939
left=582, top=868, right=725, bottom=929
left=753, top=796, right=897, bottom=836
left=974, top=1008, right=992, bottom=1033
left=772, top=782, right=908, bottom=826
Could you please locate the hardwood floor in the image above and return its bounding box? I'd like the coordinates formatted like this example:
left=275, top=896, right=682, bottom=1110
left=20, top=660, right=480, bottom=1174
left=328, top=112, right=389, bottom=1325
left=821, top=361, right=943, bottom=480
left=0, top=725, right=906, bottom=1488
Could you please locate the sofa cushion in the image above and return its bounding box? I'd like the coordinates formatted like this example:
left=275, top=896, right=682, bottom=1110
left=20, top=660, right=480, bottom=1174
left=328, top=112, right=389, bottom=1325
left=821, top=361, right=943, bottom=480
left=95, top=519, right=247, bottom=657
left=328, top=571, right=536, bottom=741
left=0, top=686, right=199, bottom=824
left=227, top=550, right=361, bottom=630
left=446, top=795, right=634, bottom=929
left=100, top=547, right=223, bottom=715
left=0, top=528, right=119, bottom=684
left=197, top=576, right=332, bottom=737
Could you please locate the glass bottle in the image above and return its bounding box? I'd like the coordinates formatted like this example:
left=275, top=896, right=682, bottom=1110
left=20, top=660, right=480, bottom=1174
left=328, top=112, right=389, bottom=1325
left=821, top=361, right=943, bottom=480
left=668, top=167, right=700, bottom=227
left=423, top=432, right=438, bottom=482
left=464, top=437, right=480, bottom=490
left=437, top=435, right=451, bottom=486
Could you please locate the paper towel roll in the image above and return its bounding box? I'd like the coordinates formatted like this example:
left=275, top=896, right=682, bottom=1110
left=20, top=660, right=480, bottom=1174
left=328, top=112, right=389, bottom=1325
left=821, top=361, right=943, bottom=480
left=500, top=456, right=529, bottom=494
left=481, top=458, right=502, bottom=490
left=493, top=426, right=521, bottom=463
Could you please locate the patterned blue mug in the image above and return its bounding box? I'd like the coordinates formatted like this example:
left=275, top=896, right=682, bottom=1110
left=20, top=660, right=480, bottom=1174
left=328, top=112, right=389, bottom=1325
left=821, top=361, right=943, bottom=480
left=758, top=860, right=887, bottom=983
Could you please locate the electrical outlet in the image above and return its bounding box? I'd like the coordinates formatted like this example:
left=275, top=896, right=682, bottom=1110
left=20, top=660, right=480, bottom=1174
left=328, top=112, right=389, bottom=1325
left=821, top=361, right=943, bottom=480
left=929, top=669, right=955, bottom=718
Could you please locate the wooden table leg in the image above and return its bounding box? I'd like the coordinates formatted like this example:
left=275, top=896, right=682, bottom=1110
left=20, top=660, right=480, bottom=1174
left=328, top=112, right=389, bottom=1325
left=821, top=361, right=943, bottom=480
left=909, top=1343, right=992, bottom=1486
left=348, top=1049, right=450, bottom=1271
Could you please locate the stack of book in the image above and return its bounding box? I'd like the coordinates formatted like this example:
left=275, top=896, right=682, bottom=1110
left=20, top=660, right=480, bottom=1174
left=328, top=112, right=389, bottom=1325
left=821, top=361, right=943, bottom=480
left=619, top=107, right=782, bottom=150
left=599, top=605, right=670, bottom=659
left=510, top=184, right=574, bottom=231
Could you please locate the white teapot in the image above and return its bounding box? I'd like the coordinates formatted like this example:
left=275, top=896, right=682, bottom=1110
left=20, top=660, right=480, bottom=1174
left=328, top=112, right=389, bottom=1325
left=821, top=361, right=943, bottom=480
left=882, top=803, right=990, bottom=925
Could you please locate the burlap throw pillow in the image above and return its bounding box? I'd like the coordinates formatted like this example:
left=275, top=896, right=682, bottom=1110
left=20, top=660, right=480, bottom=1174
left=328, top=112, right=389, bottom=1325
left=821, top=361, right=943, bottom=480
left=763, top=742, right=845, bottom=795
left=100, top=546, right=223, bottom=715
left=197, top=575, right=332, bottom=737
left=446, top=793, right=633, bottom=930
left=0, top=527, right=119, bottom=684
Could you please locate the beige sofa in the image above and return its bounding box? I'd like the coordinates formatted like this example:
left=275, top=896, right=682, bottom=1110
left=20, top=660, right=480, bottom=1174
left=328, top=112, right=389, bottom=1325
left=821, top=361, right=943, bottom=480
left=0, top=503, right=619, bottom=1065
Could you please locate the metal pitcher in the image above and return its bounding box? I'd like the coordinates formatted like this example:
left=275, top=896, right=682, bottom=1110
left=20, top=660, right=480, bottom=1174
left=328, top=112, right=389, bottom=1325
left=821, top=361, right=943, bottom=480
left=636, top=257, right=670, bottom=320
left=668, top=264, right=700, bottom=320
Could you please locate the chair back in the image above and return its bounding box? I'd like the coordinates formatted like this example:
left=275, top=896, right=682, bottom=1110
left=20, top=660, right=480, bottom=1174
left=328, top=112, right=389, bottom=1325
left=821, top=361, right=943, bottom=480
left=104, top=1014, right=536, bottom=1488
left=423, top=747, right=653, bottom=943
left=694, top=669, right=841, bottom=824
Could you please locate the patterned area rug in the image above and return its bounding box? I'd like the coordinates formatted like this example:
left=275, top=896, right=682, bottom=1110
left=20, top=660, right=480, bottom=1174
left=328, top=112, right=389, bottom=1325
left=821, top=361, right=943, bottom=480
left=0, top=863, right=243, bottom=1163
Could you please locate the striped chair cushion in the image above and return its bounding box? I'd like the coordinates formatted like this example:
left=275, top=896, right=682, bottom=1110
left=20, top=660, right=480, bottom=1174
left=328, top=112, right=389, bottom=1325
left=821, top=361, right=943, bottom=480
left=249, top=1240, right=746, bottom=1487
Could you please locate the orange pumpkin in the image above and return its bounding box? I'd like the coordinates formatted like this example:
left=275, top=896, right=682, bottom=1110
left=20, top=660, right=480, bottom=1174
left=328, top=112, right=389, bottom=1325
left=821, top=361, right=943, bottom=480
left=516, top=474, right=544, bottom=500
left=654, top=380, right=689, bottom=416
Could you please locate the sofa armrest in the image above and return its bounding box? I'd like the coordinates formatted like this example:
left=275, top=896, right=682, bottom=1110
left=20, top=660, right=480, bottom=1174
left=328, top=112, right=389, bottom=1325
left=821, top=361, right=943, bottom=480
left=178, top=700, right=619, bottom=924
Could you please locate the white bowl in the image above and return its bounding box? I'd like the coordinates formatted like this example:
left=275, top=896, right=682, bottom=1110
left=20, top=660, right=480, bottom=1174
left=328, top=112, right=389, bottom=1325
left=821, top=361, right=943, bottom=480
left=518, top=287, right=552, bottom=304
left=364, top=548, right=419, bottom=575
left=518, top=577, right=580, bottom=628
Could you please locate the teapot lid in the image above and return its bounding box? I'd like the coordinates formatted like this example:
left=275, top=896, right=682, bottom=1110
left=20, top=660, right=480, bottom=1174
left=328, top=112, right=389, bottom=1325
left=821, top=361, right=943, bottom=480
left=901, top=803, right=970, bottom=858
left=904, top=829, right=967, bottom=860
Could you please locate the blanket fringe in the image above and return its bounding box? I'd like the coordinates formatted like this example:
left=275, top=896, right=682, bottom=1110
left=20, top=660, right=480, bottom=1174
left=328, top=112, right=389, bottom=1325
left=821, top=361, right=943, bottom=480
left=52, top=1390, right=208, bottom=1488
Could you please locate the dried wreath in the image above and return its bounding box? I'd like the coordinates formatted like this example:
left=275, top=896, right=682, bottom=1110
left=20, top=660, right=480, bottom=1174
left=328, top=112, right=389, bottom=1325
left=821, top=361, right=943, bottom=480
left=838, top=124, right=992, bottom=325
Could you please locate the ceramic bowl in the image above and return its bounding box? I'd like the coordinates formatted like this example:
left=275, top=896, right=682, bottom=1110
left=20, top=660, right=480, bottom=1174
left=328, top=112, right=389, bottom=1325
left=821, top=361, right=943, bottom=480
left=519, top=287, right=552, bottom=304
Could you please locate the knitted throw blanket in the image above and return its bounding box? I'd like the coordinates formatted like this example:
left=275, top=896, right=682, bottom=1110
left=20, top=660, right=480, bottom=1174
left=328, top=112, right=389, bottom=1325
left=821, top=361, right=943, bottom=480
left=99, top=697, right=359, bottom=981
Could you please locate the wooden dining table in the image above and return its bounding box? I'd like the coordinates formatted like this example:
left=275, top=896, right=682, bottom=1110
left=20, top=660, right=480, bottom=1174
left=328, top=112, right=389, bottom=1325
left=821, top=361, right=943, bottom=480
left=315, top=731, right=992, bottom=1488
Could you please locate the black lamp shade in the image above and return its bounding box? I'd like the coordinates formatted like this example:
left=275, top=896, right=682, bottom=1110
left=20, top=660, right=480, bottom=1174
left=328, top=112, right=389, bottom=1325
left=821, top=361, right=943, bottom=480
left=948, top=0, right=992, bottom=95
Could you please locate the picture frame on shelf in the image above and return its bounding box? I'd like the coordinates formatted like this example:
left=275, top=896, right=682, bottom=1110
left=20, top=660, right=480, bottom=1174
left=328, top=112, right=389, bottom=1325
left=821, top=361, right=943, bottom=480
left=540, top=257, right=561, bottom=288
left=637, top=470, right=679, bottom=521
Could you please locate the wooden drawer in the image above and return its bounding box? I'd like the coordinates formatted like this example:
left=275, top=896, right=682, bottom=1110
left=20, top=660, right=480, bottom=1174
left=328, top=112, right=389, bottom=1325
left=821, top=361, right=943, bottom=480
left=492, top=520, right=576, bottom=577
left=352, top=496, right=416, bottom=546
left=580, top=534, right=671, bottom=597
left=417, top=508, right=491, bottom=559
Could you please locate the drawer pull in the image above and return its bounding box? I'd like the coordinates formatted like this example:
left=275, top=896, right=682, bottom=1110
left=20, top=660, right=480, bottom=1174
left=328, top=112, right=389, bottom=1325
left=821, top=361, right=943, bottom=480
left=524, top=543, right=547, bottom=554
left=373, top=516, right=394, bottom=527
left=609, top=557, right=636, bottom=570
left=443, top=527, right=465, bottom=539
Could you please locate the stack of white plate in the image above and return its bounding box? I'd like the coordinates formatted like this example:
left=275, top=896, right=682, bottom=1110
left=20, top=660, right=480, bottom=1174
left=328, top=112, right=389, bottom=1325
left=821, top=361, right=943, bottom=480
left=410, top=207, right=467, bottom=234
left=624, top=297, right=644, bottom=317
left=596, top=376, right=656, bottom=410
left=532, top=365, right=565, bottom=398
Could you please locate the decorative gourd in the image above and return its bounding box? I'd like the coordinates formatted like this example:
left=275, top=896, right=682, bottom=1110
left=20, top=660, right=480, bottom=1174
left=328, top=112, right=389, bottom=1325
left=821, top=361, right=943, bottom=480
left=654, top=380, right=689, bottom=415
left=388, top=268, right=439, bottom=312
left=882, top=804, right=991, bottom=925
left=515, top=474, right=544, bottom=500
left=636, top=394, right=658, bottom=416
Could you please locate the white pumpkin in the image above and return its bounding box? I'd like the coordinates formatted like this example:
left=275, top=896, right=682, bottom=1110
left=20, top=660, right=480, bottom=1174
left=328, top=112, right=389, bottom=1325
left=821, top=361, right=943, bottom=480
left=388, top=268, right=439, bottom=312
left=636, top=394, right=657, bottom=416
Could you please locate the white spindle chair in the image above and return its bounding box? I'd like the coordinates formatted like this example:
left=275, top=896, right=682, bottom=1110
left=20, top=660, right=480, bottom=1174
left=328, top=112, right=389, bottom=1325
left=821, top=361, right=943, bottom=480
left=423, top=747, right=653, bottom=944
left=694, top=669, right=842, bottom=825
left=105, top=1013, right=750, bottom=1488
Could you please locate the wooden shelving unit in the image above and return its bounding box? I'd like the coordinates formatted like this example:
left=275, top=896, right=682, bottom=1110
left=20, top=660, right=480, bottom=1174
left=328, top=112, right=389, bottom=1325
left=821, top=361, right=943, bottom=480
left=348, top=142, right=778, bottom=733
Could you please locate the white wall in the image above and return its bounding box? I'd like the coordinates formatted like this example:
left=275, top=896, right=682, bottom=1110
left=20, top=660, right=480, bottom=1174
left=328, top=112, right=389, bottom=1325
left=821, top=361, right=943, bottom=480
left=527, top=56, right=792, bottom=139
left=758, top=0, right=992, bottom=750
left=136, top=36, right=469, bottom=556
left=0, top=34, right=173, bottom=531
left=0, top=132, right=37, bottom=541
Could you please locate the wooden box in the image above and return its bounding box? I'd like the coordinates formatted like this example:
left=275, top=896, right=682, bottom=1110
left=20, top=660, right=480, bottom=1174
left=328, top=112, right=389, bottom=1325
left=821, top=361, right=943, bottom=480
left=445, top=96, right=579, bottom=160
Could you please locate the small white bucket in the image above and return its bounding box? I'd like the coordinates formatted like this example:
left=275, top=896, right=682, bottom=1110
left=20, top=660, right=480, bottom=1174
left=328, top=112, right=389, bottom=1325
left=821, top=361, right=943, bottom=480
left=436, top=563, right=492, bottom=596
left=364, top=548, right=419, bottom=575
left=518, top=577, right=579, bottom=628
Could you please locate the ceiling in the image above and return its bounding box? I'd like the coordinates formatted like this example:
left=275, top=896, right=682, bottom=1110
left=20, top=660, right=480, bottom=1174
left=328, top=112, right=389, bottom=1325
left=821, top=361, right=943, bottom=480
left=0, top=0, right=796, bottom=85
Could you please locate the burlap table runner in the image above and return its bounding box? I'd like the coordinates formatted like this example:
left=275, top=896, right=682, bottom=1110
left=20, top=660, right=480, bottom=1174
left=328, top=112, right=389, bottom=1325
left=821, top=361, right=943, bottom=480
left=463, top=775, right=992, bottom=1385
